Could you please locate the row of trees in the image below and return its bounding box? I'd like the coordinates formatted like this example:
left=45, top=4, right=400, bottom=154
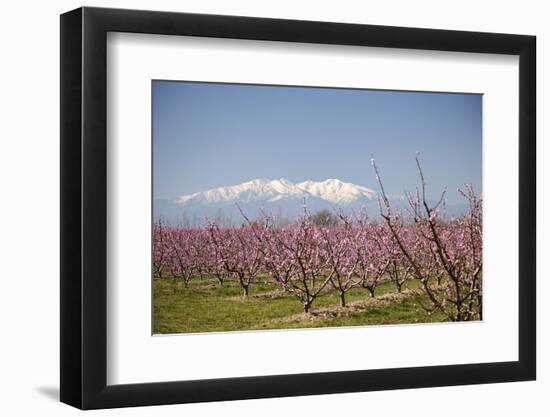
left=153, top=156, right=482, bottom=321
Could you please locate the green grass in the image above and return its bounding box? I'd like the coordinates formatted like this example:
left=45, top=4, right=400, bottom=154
left=153, top=275, right=448, bottom=334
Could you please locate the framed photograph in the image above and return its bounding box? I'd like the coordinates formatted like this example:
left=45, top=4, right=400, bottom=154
left=60, top=6, right=536, bottom=409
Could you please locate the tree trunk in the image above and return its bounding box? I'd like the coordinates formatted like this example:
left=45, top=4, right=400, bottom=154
left=340, top=292, right=346, bottom=307
left=303, top=301, right=311, bottom=313
left=396, top=281, right=403, bottom=293
left=242, top=285, right=249, bottom=299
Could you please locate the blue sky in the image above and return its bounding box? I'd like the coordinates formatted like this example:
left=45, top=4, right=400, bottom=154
left=153, top=81, right=481, bottom=205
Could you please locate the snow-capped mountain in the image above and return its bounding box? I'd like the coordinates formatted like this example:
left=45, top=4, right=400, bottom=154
left=297, top=179, right=376, bottom=205
left=155, top=178, right=378, bottom=225
left=175, top=178, right=312, bottom=205
left=175, top=178, right=376, bottom=206
left=154, top=178, right=470, bottom=225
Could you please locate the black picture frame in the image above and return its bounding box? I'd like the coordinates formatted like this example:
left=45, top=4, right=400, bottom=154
left=60, top=6, right=536, bottom=410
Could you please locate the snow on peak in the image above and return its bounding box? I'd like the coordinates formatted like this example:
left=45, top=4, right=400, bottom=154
left=297, top=178, right=376, bottom=205
left=175, top=178, right=376, bottom=206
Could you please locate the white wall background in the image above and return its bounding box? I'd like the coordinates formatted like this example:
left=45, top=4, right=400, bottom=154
left=0, top=0, right=545, bottom=415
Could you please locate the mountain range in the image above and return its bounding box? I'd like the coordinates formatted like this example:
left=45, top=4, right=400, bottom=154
left=154, top=178, right=467, bottom=226
left=175, top=178, right=376, bottom=206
